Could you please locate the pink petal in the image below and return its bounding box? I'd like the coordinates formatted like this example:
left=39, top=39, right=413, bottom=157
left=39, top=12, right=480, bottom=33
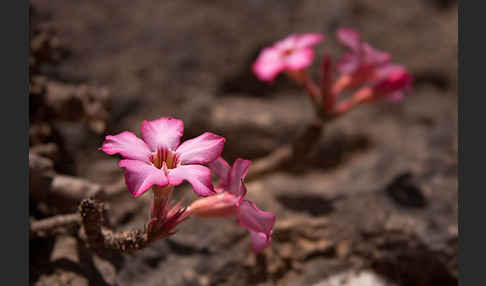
left=253, top=47, right=286, bottom=82
left=253, top=33, right=322, bottom=82
left=362, top=43, right=391, bottom=67
left=176, top=132, right=225, bottom=165
left=374, top=64, right=406, bottom=80
left=337, top=27, right=361, bottom=51
left=119, top=160, right=168, bottom=197
left=140, top=117, right=184, bottom=151
left=294, top=33, right=324, bottom=49
left=237, top=200, right=275, bottom=238
left=208, top=157, right=231, bottom=186
left=100, top=131, right=152, bottom=163
left=228, top=158, right=251, bottom=198
left=249, top=230, right=272, bottom=253
left=274, top=34, right=298, bottom=51
left=284, top=48, right=314, bottom=70
left=253, top=61, right=286, bottom=82
left=372, top=65, right=412, bottom=97
left=214, top=186, right=226, bottom=193
left=168, top=165, right=215, bottom=196
left=337, top=53, right=360, bottom=74
left=386, top=91, right=405, bottom=102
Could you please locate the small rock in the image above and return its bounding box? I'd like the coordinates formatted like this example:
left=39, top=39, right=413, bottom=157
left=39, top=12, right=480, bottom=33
left=386, top=172, right=427, bottom=208
left=312, top=270, right=396, bottom=286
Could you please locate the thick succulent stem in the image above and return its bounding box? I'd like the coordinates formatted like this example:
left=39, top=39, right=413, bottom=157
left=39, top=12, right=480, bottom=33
left=79, top=199, right=152, bottom=252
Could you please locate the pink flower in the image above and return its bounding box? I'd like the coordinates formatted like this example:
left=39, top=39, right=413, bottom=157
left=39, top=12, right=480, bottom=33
left=100, top=117, right=225, bottom=197
left=372, top=64, right=413, bottom=101
left=336, top=28, right=391, bottom=83
left=187, top=157, right=276, bottom=252
left=253, top=33, right=324, bottom=82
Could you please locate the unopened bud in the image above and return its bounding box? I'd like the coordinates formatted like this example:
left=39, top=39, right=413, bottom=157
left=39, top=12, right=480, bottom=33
left=186, top=193, right=239, bottom=218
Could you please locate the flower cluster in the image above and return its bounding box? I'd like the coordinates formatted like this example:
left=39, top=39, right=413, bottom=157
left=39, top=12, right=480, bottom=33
left=252, top=28, right=413, bottom=117
left=100, top=117, right=275, bottom=252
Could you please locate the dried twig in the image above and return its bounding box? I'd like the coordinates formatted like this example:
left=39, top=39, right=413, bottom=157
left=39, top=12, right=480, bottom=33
left=29, top=198, right=152, bottom=253
left=30, top=213, right=81, bottom=238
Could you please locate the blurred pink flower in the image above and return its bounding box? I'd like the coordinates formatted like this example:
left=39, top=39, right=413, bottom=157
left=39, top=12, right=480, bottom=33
left=100, top=117, right=225, bottom=197
left=335, top=64, right=413, bottom=114
left=253, top=33, right=324, bottom=82
left=336, top=28, right=391, bottom=84
left=187, top=157, right=276, bottom=252
left=372, top=64, right=413, bottom=101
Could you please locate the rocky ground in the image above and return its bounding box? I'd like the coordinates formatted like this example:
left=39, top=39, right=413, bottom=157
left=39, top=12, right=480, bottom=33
left=29, top=0, right=457, bottom=285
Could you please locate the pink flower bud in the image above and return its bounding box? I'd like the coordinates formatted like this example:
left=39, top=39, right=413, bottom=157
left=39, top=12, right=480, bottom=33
left=199, top=157, right=276, bottom=253
left=372, top=65, right=413, bottom=100
left=186, top=192, right=240, bottom=218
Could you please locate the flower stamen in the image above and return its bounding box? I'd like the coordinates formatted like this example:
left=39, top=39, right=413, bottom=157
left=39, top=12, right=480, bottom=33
left=152, top=148, right=179, bottom=169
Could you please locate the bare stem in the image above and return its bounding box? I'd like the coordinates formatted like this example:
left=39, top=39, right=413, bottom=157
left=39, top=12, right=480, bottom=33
left=246, top=118, right=324, bottom=181
left=31, top=197, right=173, bottom=253
left=246, top=145, right=292, bottom=181
left=245, top=70, right=329, bottom=181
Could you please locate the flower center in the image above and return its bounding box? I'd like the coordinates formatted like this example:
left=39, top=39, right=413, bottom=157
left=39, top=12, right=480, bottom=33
left=282, top=48, right=294, bottom=57
left=152, top=148, right=179, bottom=170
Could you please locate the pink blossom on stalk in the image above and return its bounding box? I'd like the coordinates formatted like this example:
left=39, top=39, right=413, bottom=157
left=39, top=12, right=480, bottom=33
left=253, top=33, right=324, bottom=82
left=371, top=64, right=413, bottom=101
left=335, top=28, right=391, bottom=88
left=187, top=157, right=276, bottom=252
left=100, top=117, right=225, bottom=197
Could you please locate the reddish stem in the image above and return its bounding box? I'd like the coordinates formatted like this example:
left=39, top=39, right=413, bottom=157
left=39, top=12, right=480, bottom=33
left=320, top=53, right=335, bottom=112
left=303, top=70, right=321, bottom=104
left=285, top=69, right=321, bottom=107
left=334, top=87, right=373, bottom=115
left=148, top=185, right=175, bottom=236
left=332, top=75, right=353, bottom=95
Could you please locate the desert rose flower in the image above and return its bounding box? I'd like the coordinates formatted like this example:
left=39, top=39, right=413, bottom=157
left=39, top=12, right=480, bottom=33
left=253, top=33, right=324, bottom=82
left=100, top=117, right=225, bottom=197
left=187, top=157, right=276, bottom=252
left=335, top=28, right=391, bottom=91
